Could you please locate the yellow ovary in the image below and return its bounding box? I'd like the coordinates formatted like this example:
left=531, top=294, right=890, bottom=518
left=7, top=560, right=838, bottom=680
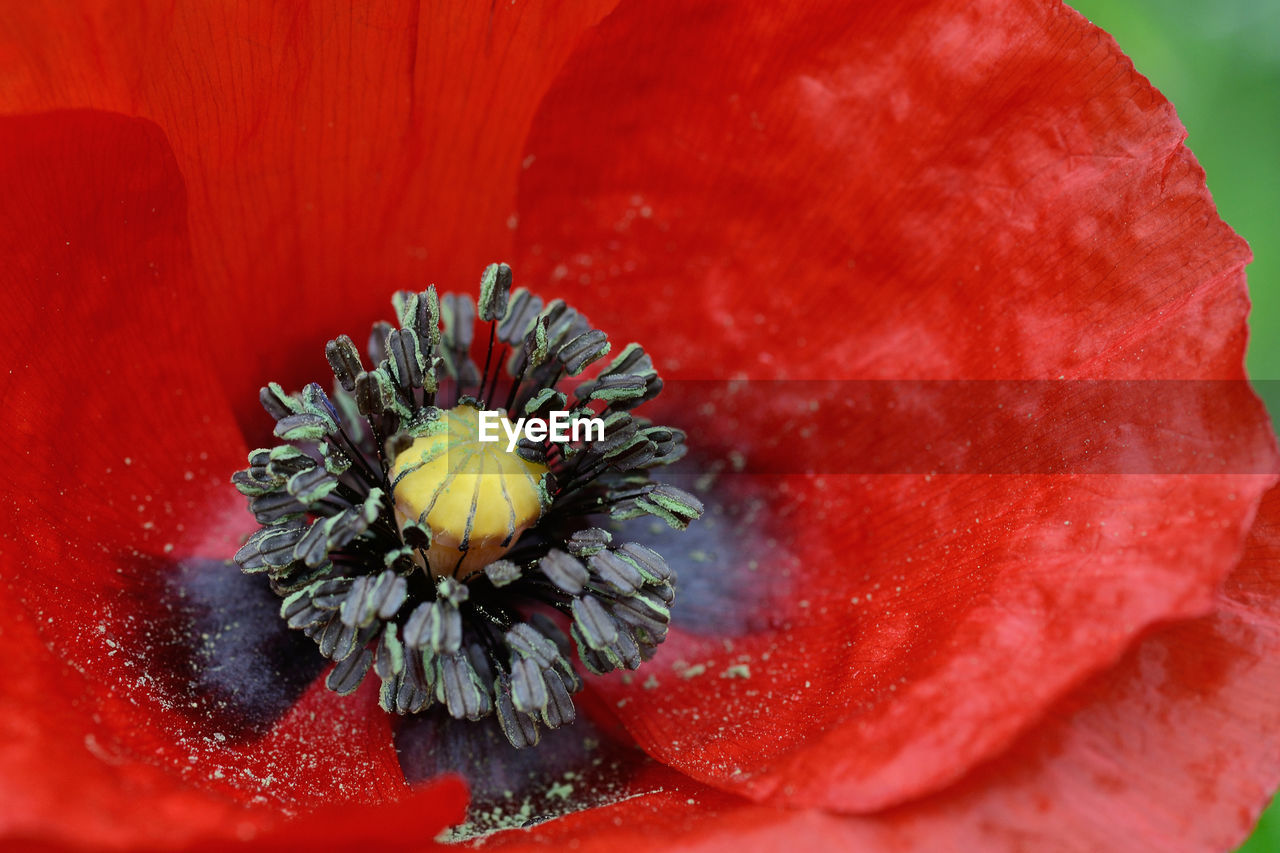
left=390, top=405, right=549, bottom=580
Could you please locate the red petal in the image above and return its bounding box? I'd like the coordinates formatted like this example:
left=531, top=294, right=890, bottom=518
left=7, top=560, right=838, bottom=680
left=0, top=1, right=618, bottom=424
left=489, top=488, right=1280, bottom=851
left=826, top=484, right=1280, bottom=851
left=192, top=775, right=468, bottom=853
left=517, top=0, right=1251, bottom=383
left=0, top=111, right=452, bottom=848
left=513, top=0, right=1279, bottom=811
left=476, top=767, right=823, bottom=851
left=0, top=108, right=249, bottom=570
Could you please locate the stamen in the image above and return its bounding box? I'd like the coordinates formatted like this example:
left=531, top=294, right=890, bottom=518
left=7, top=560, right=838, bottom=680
left=231, top=263, right=700, bottom=747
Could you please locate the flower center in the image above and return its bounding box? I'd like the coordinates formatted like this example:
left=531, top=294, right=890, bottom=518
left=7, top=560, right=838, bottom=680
left=230, top=262, right=703, bottom=748
left=391, top=405, right=549, bottom=580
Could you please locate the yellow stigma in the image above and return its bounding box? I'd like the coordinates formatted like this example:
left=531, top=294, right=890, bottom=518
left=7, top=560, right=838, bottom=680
left=390, top=405, right=549, bottom=580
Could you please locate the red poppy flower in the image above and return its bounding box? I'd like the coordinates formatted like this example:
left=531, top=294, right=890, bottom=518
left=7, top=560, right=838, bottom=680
left=2, top=0, right=1278, bottom=850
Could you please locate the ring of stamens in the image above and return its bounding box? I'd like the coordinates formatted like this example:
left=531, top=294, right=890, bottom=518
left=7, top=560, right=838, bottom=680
left=232, top=263, right=703, bottom=747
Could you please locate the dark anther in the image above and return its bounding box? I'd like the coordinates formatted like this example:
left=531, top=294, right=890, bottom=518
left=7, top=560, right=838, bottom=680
left=325, top=335, right=364, bottom=393
left=478, top=262, right=513, bottom=323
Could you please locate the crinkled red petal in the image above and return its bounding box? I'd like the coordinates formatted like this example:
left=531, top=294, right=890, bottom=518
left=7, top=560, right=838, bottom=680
left=513, top=0, right=1279, bottom=810
left=479, top=489, right=1280, bottom=851
left=826, top=483, right=1280, bottom=850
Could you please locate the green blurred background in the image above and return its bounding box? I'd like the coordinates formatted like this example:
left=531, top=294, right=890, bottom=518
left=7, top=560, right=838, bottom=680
left=1068, top=0, right=1279, bottom=848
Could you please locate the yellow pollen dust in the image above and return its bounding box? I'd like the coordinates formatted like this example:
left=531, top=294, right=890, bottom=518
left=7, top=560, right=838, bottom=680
left=390, top=405, right=548, bottom=580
